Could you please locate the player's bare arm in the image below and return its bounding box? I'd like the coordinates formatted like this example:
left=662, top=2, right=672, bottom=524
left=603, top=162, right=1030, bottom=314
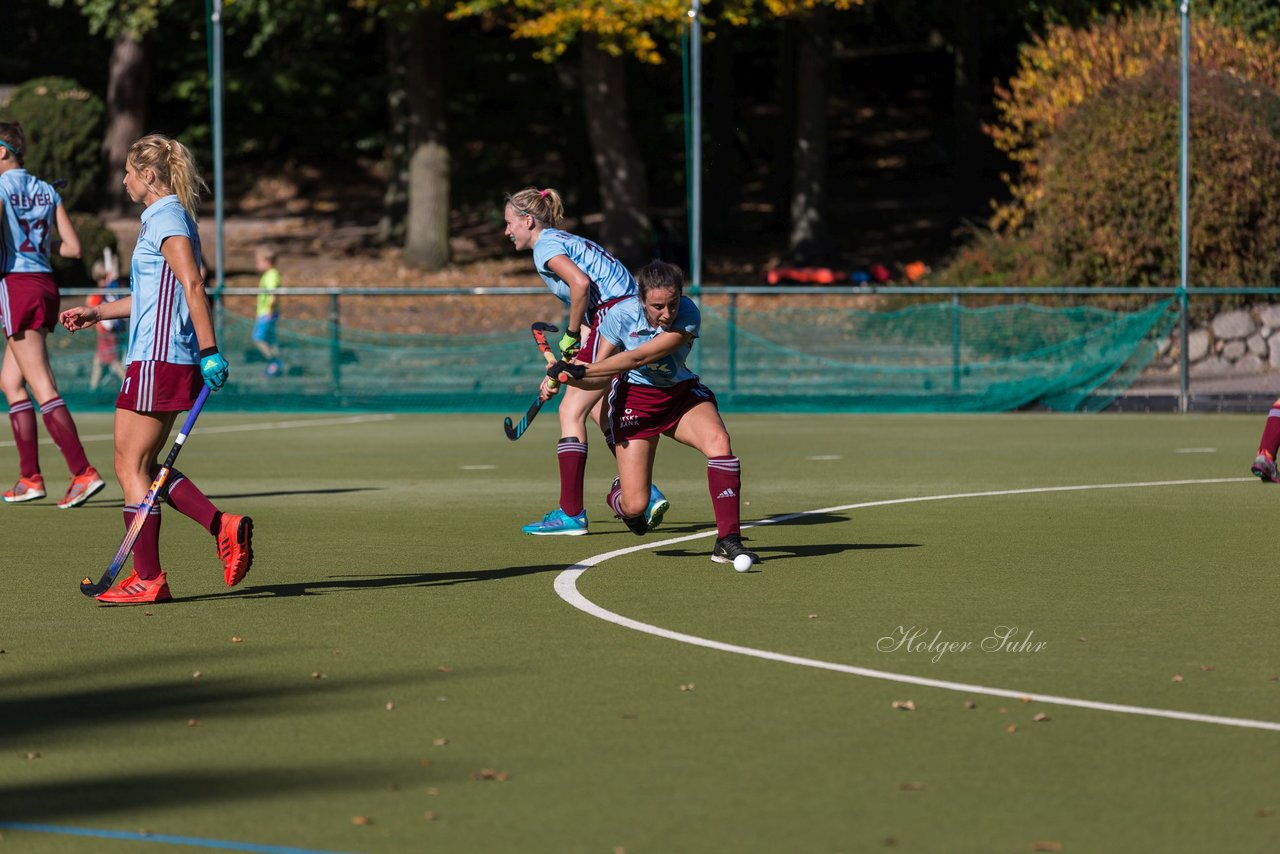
left=545, top=254, right=592, bottom=337
left=61, top=295, right=132, bottom=331
left=54, top=203, right=81, bottom=259
left=161, top=235, right=217, bottom=352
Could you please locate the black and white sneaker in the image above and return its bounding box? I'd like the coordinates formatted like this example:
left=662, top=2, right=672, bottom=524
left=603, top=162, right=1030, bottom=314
left=711, top=533, right=760, bottom=565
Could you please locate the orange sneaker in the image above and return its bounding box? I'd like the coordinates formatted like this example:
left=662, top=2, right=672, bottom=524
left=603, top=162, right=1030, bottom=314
left=216, top=513, right=254, bottom=586
left=58, top=467, right=106, bottom=509
left=2, top=474, right=46, bottom=503
left=96, top=570, right=172, bottom=604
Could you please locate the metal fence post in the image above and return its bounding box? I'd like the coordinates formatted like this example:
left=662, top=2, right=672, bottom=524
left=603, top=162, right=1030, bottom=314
left=329, top=292, right=342, bottom=391
left=951, top=292, right=962, bottom=393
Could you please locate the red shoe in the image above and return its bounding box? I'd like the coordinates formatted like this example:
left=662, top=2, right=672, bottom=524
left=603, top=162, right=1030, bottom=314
left=58, top=467, right=106, bottom=509
left=2, top=474, right=46, bottom=503
left=216, top=513, right=254, bottom=586
left=96, top=570, right=172, bottom=604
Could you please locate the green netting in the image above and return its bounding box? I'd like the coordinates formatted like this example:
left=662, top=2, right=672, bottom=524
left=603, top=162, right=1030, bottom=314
left=48, top=298, right=1177, bottom=413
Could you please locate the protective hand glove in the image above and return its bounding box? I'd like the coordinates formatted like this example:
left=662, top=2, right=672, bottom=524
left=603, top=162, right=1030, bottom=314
left=199, top=347, right=230, bottom=391
left=558, top=329, right=582, bottom=360
left=548, top=360, right=586, bottom=381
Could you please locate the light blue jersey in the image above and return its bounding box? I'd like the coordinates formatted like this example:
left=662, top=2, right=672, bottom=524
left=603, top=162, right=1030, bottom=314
left=126, top=195, right=203, bottom=365
left=531, top=229, right=637, bottom=319
left=0, top=169, right=60, bottom=274
left=596, top=295, right=701, bottom=388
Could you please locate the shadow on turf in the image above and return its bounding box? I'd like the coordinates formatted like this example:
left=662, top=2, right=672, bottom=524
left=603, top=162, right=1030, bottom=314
left=170, top=564, right=568, bottom=601
left=0, top=765, right=400, bottom=824
left=655, top=542, right=920, bottom=562
left=0, top=660, right=418, bottom=748
left=204, top=487, right=382, bottom=500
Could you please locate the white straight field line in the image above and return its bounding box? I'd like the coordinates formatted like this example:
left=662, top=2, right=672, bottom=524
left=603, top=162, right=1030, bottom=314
left=0, top=413, right=396, bottom=449
left=555, top=476, right=1280, bottom=733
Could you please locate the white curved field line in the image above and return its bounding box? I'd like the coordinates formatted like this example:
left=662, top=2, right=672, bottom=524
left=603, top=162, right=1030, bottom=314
left=555, top=477, right=1280, bottom=733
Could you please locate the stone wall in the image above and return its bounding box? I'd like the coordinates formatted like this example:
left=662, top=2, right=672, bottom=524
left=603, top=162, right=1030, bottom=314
left=1154, top=304, right=1280, bottom=378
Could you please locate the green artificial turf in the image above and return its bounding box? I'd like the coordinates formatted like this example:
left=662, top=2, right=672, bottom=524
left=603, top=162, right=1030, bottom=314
left=1, top=412, right=1277, bottom=853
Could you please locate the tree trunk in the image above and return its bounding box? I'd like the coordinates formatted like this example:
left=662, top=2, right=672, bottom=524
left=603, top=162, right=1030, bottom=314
left=580, top=34, right=651, bottom=267
left=103, top=32, right=149, bottom=213
left=400, top=9, right=450, bottom=270
left=788, top=9, right=831, bottom=265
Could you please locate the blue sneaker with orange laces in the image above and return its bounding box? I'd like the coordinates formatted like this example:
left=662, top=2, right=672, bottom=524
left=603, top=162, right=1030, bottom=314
left=522, top=508, right=588, bottom=536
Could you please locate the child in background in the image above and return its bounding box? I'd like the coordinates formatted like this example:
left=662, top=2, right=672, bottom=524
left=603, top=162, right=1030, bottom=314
left=252, top=246, right=282, bottom=377
left=88, top=258, right=126, bottom=391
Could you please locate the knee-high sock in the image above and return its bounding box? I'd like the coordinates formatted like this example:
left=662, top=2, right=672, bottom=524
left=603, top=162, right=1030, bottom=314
left=40, top=397, right=90, bottom=476
left=8, top=399, right=39, bottom=478
left=1260, top=402, right=1280, bottom=458
left=166, top=472, right=221, bottom=535
left=124, top=503, right=163, bottom=580
left=557, top=437, right=587, bottom=516
left=707, top=455, right=742, bottom=539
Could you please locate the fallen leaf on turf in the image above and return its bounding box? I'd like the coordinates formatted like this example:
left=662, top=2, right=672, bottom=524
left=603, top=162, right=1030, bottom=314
left=1172, top=674, right=1184, bottom=683
left=891, top=700, right=915, bottom=711
left=229, top=636, right=243, bottom=644
left=472, top=768, right=510, bottom=781
left=418, top=759, right=433, bottom=768
left=614, top=847, right=627, bottom=854
left=426, top=787, right=439, bottom=796
left=433, top=737, right=448, bottom=746
left=424, top=811, right=439, bottom=821
left=312, top=672, right=326, bottom=680
left=186, top=719, right=200, bottom=727
left=1006, top=724, right=1017, bottom=733
left=24, top=752, right=40, bottom=760
left=1031, top=842, right=1063, bottom=852
left=1020, top=695, right=1033, bottom=704
left=1199, top=665, right=1215, bottom=672
left=680, top=684, right=695, bottom=692
left=964, top=700, right=977, bottom=709
left=999, top=707, right=1008, bottom=714
left=807, top=614, right=819, bottom=620
left=898, top=782, right=926, bottom=791
left=351, top=816, right=372, bottom=826
left=1033, top=713, right=1051, bottom=722
left=1257, top=808, right=1275, bottom=818
left=387, top=783, right=399, bottom=791
left=1077, top=636, right=1087, bottom=643
left=143, top=611, right=153, bottom=617
left=192, top=671, right=202, bottom=678
left=437, top=665, right=454, bottom=673
left=385, top=702, right=394, bottom=711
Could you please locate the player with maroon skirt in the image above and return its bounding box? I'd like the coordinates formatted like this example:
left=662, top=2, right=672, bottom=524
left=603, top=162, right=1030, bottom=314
left=0, top=121, right=104, bottom=508
left=60, top=134, right=253, bottom=604
left=544, top=260, right=760, bottom=567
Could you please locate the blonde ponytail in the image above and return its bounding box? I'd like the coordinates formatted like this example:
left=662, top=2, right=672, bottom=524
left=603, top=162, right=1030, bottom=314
left=127, top=133, right=209, bottom=220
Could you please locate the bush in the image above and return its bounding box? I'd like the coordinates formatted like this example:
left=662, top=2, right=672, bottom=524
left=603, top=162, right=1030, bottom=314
left=2, top=77, right=106, bottom=212
left=51, top=213, right=119, bottom=289
left=931, top=226, right=1055, bottom=286
left=988, top=10, right=1280, bottom=234
left=1036, top=64, right=1280, bottom=286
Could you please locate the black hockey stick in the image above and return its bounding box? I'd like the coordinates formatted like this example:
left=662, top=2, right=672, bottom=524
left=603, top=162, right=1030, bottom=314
left=503, top=322, right=562, bottom=441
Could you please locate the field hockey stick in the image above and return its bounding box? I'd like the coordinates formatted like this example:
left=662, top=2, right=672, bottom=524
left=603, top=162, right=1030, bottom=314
left=503, top=322, right=563, bottom=441
left=80, top=385, right=212, bottom=597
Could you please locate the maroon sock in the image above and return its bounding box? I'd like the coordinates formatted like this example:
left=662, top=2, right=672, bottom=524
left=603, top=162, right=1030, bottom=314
left=707, top=455, right=742, bottom=539
left=124, top=503, right=163, bottom=580
left=166, top=472, right=220, bottom=534
left=8, top=400, right=40, bottom=478
left=39, top=397, right=91, bottom=476
left=1260, top=404, right=1280, bottom=457
left=557, top=437, right=587, bottom=516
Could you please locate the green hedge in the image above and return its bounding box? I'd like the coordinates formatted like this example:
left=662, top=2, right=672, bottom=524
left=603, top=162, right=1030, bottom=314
left=2, top=76, right=105, bottom=213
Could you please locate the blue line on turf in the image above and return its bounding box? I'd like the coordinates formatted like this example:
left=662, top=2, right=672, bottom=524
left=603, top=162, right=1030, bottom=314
left=0, top=822, right=353, bottom=854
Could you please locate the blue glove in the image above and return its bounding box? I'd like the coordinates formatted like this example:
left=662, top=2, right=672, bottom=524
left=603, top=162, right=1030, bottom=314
left=548, top=360, right=585, bottom=381
left=558, top=329, right=582, bottom=360
left=199, top=348, right=230, bottom=391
